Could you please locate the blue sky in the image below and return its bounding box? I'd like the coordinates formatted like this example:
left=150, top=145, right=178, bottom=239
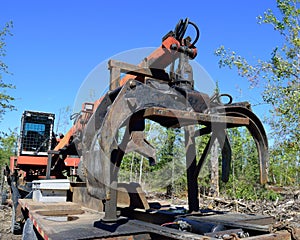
left=1, top=0, right=281, bottom=136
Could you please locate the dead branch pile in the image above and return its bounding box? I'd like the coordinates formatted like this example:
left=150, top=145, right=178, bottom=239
left=147, top=192, right=300, bottom=225
left=200, top=195, right=300, bottom=224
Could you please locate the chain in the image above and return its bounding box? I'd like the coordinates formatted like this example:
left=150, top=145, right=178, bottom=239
left=270, top=221, right=299, bottom=240
left=221, top=233, right=241, bottom=240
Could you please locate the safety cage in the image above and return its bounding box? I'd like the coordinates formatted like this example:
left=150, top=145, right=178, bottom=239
left=19, top=111, right=55, bottom=156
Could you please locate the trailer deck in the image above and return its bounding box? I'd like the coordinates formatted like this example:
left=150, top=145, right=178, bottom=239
left=19, top=198, right=300, bottom=240
left=19, top=199, right=207, bottom=240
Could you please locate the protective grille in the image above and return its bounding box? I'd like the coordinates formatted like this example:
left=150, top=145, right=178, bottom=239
left=20, top=111, right=54, bottom=155
left=23, top=123, right=48, bottom=152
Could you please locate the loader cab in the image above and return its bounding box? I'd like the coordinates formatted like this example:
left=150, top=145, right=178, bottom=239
left=19, top=111, right=55, bottom=156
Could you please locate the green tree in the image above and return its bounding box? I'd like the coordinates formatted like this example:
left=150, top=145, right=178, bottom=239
left=219, top=127, right=280, bottom=200
left=0, top=128, right=17, bottom=167
left=0, top=21, right=15, bottom=121
left=55, top=105, right=72, bottom=134
left=215, top=0, right=299, bottom=186
left=118, top=121, right=187, bottom=196
left=151, top=127, right=186, bottom=196
left=222, top=128, right=259, bottom=200
left=139, top=124, right=184, bottom=195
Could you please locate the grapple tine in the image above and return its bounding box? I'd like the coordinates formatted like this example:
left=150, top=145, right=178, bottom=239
left=223, top=106, right=269, bottom=184
left=216, top=131, right=232, bottom=183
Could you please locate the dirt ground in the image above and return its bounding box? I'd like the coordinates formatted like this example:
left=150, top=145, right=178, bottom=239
left=0, top=205, right=21, bottom=240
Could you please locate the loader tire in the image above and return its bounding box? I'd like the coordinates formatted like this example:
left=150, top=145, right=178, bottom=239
left=22, top=218, right=38, bottom=240
left=1, top=191, right=7, bottom=205
left=11, top=204, right=22, bottom=235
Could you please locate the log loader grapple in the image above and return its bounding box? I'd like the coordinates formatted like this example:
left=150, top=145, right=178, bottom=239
left=65, top=18, right=269, bottom=220
left=6, top=18, right=297, bottom=240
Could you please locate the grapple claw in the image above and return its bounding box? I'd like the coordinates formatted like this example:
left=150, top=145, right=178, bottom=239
left=215, top=105, right=269, bottom=184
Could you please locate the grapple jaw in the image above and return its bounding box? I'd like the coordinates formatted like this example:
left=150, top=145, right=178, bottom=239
left=211, top=103, right=269, bottom=185
left=79, top=18, right=269, bottom=218
left=80, top=60, right=269, bottom=220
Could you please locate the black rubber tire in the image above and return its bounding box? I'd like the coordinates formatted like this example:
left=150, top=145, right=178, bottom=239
left=11, top=205, right=22, bottom=234
left=1, top=191, right=7, bottom=205
left=22, top=218, right=38, bottom=240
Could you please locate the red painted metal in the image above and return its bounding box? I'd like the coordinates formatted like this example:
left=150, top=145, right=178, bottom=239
left=64, top=157, right=80, bottom=167
left=17, top=155, right=48, bottom=166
